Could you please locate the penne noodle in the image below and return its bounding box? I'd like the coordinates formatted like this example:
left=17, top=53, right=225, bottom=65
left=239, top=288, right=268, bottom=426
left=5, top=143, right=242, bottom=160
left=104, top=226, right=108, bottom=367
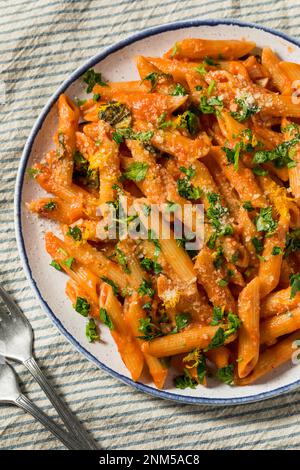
left=141, top=324, right=230, bottom=357
left=261, top=48, right=290, bottom=94
left=238, top=277, right=260, bottom=378
left=236, top=330, right=300, bottom=385
left=260, top=307, right=300, bottom=345
left=165, top=38, right=256, bottom=60
left=261, top=287, right=300, bottom=319
left=99, top=284, right=144, bottom=381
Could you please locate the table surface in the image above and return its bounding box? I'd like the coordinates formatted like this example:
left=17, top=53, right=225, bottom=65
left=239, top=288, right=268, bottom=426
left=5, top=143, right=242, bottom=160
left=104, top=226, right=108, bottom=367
left=1, top=0, right=300, bottom=450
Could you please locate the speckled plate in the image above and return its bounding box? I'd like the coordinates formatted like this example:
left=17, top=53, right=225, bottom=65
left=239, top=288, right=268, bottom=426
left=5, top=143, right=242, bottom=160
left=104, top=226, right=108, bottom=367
left=15, top=19, right=300, bottom=405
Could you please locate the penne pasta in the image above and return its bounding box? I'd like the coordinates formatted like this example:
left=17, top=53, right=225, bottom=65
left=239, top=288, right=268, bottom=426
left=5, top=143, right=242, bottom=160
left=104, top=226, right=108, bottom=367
left=237, top=277, right=260, bottom=378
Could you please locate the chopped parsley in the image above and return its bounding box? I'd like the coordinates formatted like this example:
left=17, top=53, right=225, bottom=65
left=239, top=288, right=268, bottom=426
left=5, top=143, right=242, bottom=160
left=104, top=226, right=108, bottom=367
left=137, top=279, right=155, bottom=298
left=137, top=317, right=162, bottom=341
left=206, top=192, right=229, bottom=232
left=93, top=93, right=100, bottom=101
left=199, top=95, right=223, bottom=115
left=204, top=56, right=219, bottom=66
left=230, top=96, right=260, bottom=122
left=140, top=257, right=162, bottom=275
left=50, top=260, right=62, bottom=271
left=285, top=229, right=300, bottom=258
left=222, top=142, right=242, bottom=170
left=27, top=167, right=41, bottom=178
left=213, top=246, right=225, bottom=269
left=157, top=111, right=173, bottom=129
left=142, top=302, right=152, bottom=311
left=205, top=327, right=225, bottom=350
left=75, top=98, right=87, bottom=107
left=63, top=257, right=75, bottom=269
left=225, top=313, right=242, bottom=338
left=255, top=207, right=278, bottom=236
left=177, top=165, right=202, bottom=201
left=217, top=364, right=234, bottom=385
left=73, top=150, right=99, bottom=190
left=73, top=297, right=90, bottom=317
left=112, top=128, right=153, bottom=145
left=174, top=368, right=198, bottom=389
left=43, top=201, right=56, bottom=211
left=115, top=247, right=131, bottom=274
left=272, top=246, right=283, bottom=256
left=251, top=236, right=264, bottom=254
left=142, top=72, right=171, bottom=91
left=194, top=64, right=207, bottom=76
left=173, top=312, right=191, bottom=332
left=243, top=201, right=254, bottom=212
left=205, top=313, right=241, bottom=351
left=85, top=319, right=99, bottom=343
left=99, top=307, right=114, bottom=330
left=222, top=130, right=257, bottom=170
left=123, top=162, right=149, bottom=182
left=207, top=79, right=216, bottom=96
left=196, top=355, right=207, bottom=384
left=211, top=306, right=224, bottom=326
left=290, top=273, right=300, bottom=298
left=253, top=138, right=299, bottom=169
left=218, top=279, right=228, bottom=287
left=252, top=166, right=268, bottom=176
left=83, top=68, right=108, bottom=93
left=66, top=225, right=82, bottom=242
left=176, top=110, right=199, bottom=136
left=171, top=83, right=188, bottom=96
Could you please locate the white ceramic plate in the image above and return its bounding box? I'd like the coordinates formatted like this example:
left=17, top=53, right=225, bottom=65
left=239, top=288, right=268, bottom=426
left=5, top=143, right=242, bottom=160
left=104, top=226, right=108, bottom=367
left=15, top=19, right=300, bottom=405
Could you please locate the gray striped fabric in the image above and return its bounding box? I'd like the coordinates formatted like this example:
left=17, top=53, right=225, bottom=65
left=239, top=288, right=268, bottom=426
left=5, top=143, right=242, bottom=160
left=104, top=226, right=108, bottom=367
left=1, top=0, right=300, bottom=450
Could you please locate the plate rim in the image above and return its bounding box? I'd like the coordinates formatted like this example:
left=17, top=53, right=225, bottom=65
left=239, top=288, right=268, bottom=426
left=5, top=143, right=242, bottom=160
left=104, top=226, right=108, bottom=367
left=14, top=17, right=300, bottom=406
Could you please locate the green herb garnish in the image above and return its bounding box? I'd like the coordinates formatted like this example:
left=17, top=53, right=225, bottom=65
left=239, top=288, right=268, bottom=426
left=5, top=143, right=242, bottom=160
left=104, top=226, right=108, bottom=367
left=231, top=96, right=260, bottom=122
left=217, top=364, right=234, bottom=385
left=123, top=162, right=149, bottom=182
left=83, top=68, right=108, bottom=93
left=85, top=319, right=99, bottom=343
left=255, top=207, right=277, bottom=236
left=290, top=273, right=300, bottom=298
left=66, top=225, right=82, bottom=242
left=137, top=279, right=155, bottom=298
left=43, top=201, right=56, bottom=211
left=74, top=297, right=90, bottom=317
left=100, top=307, right=114, bottom=330
left=140, top=257, right=162, bottom=275
left=50, top=260, right=62, bottom=271
left=171, top=83, right=188, bottom=96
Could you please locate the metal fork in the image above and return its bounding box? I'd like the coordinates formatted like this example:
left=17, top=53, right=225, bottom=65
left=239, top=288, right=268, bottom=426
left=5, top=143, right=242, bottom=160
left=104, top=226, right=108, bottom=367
left=0, top=285, right=99, bottom=450
left=0, top=361, right=85, bottom=449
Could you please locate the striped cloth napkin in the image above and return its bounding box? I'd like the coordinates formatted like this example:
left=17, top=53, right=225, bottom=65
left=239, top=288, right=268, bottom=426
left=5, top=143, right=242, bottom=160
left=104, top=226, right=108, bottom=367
left=1, top=0, right=300, bottom=450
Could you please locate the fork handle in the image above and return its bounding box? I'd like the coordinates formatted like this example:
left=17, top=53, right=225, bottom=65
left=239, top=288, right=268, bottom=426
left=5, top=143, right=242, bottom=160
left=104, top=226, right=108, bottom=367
left=15, top=394, right=84, bottom=450
left=24, top=356, right=98, bottom=450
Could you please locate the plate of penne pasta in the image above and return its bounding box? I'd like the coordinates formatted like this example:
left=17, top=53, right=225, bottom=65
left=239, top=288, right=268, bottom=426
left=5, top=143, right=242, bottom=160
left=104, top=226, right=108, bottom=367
left=15, top=19, right=300, bottom=404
